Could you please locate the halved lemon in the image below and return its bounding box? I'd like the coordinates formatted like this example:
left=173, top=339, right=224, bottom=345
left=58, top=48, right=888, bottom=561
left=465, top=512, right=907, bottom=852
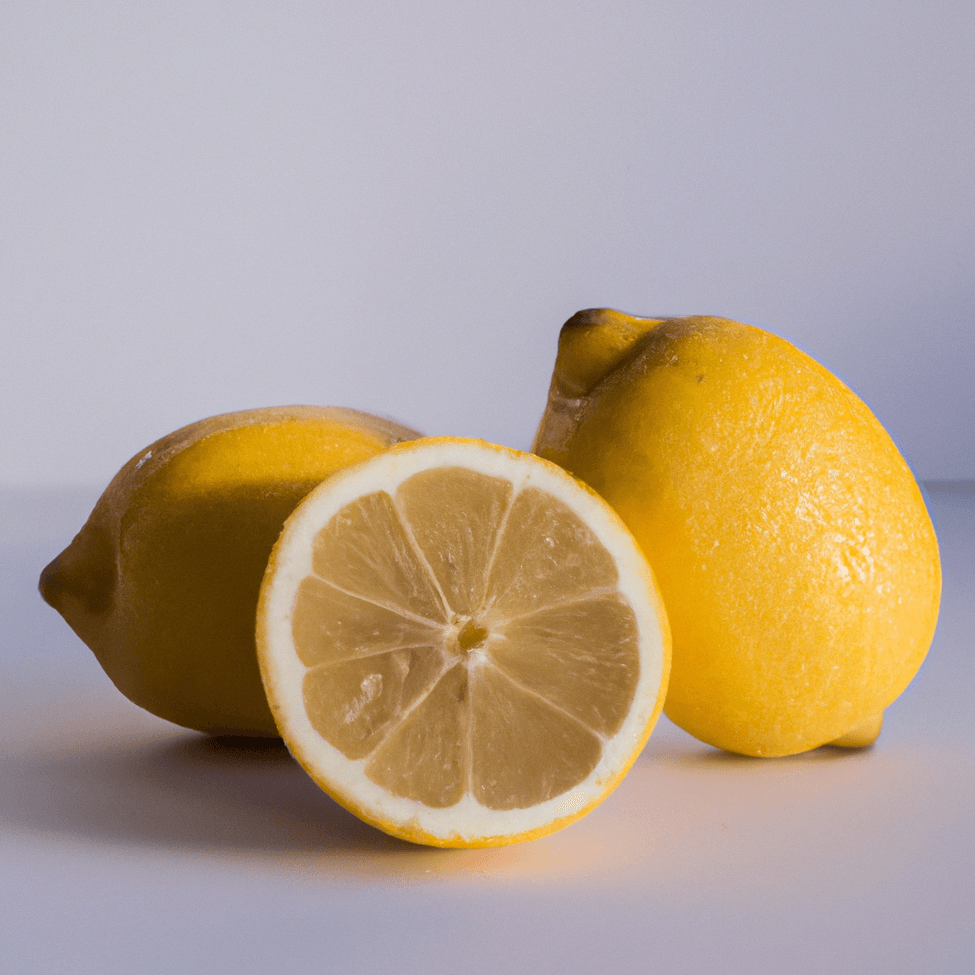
left=256, top=438, right=670, bottom=847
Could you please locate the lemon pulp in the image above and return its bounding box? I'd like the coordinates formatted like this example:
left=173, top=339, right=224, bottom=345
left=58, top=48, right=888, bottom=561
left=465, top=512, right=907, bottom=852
left=258, top=438, right=670, bottom=846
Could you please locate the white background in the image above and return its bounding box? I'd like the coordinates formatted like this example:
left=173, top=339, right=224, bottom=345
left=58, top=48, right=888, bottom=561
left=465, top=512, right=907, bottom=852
left=2, top=0, right=973, bottom=485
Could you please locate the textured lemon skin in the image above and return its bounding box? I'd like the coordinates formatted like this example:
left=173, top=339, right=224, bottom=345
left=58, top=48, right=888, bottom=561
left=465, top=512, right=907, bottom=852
left=256, top=437, right=671, bottom=847
left=534, top=311, right=941, bottom=757
left=39, top=406, right=419, bottom=737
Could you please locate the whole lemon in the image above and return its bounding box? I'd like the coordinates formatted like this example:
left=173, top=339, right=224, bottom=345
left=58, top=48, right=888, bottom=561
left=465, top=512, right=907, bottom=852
left=39, top=406, right=420, bottom=736
left=533, top=310, right=941, bottom=757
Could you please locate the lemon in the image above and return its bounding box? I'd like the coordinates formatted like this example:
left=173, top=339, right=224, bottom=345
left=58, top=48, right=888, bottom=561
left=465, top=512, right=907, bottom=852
left=39, top=406, right=420, bottom=737
left=256, top=437, right=671, bottom=847
left=533, top=309, right=941, bottom=757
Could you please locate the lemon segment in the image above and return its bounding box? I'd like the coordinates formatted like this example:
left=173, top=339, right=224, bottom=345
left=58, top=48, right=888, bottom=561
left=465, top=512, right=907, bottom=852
left=257, top=437, right=671, bottom=847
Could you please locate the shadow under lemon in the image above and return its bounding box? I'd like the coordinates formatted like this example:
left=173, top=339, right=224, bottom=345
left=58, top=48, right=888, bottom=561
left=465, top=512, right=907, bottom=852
left=1, top=705, right=885, bottom=888
left=0, top=728, right=580, bottom=879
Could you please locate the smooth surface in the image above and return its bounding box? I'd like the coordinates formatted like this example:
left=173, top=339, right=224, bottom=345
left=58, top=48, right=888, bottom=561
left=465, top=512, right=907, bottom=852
left=2, top=482, right=973, bottom=973
left=3, top=0, right=974, bottom=483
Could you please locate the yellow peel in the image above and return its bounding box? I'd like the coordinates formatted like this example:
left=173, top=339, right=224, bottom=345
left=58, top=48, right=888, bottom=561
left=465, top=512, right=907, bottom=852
left=534, top=310, right=941, bottom=757
left=39, top=406, right=420, bottom=736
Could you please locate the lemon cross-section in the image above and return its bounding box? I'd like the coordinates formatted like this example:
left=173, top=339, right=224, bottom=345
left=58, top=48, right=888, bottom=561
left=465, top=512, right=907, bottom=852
left=257, top=438, right=670, bottom=848
left=290, top=466, right=640, bottom=811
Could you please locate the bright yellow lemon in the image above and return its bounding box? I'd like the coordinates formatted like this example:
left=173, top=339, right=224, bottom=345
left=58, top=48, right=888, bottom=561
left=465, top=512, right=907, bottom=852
left=39, top=406, right=419, bottom=736
left=534, top=310, right=941, bottom=757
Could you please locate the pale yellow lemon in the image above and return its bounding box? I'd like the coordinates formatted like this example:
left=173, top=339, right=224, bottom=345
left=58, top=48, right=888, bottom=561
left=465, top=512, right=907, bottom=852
left=256, top=437, right=671, bottom=846
left=39, top=406, right=419, bottom=736
left=533, top=310, right=941, bottom=757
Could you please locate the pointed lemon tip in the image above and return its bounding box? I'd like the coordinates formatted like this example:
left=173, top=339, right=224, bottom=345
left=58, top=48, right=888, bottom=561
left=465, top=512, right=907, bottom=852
left=827, top=712, right=884, bottom=749
left=38, top=554, right=61, bottom=608
left=38, top=524, right=116, bottom=618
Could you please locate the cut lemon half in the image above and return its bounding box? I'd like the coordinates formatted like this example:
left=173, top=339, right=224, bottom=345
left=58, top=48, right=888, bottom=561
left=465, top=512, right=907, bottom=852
left=256, top=438, right=670, bottom=848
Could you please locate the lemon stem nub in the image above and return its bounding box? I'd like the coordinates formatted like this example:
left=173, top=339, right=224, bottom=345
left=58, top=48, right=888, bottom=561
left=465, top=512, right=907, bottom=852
left=827, top=712, right=884, bottom=749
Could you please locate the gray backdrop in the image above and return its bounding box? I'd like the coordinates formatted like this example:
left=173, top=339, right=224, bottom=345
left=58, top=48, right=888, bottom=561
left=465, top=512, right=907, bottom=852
left=3, top=0, right=973, bottom=484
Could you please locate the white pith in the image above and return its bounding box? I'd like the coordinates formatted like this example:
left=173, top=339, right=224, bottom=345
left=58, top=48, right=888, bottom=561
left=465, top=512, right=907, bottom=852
left=258, top=439, right=668, bottom=844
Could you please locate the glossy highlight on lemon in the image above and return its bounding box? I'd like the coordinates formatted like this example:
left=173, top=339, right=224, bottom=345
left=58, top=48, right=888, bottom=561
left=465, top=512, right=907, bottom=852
left=257, top=437, right=671, bottom=847
left=534, top=309, right=941, bottom=757
left=39, top=406, right=420, bottom=736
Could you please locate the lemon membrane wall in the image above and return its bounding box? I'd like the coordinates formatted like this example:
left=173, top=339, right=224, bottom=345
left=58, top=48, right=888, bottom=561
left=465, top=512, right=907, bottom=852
left=290, top=466, right=642, bottom=812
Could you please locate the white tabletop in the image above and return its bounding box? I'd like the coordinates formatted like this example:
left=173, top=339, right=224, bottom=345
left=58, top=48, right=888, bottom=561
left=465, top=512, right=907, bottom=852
left=2, top=483, right=973, bottom=974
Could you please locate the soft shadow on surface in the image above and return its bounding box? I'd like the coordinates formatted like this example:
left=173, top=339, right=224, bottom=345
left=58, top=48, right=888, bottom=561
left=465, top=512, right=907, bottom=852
left=0, top=728, right=561, bottom=880
left=0, top=731, right=418, bottom=856
left=4, top=708, right=969, bottom=892
left=657, top=743, right=871, bottom=770
left=640, top=716, right=872, bottom=770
